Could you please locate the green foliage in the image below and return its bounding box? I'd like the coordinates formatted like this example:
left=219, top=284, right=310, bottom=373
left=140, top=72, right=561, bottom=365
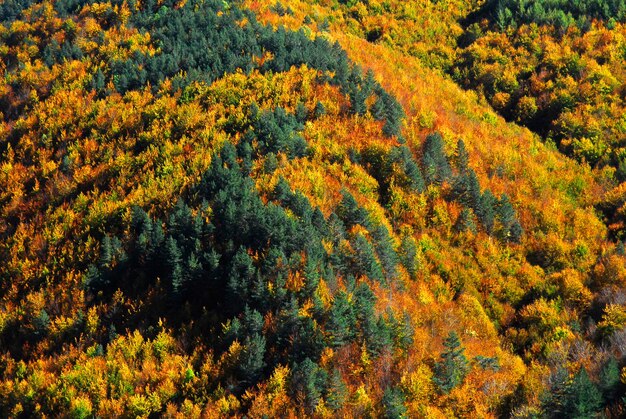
left=290, top=358, right=328, bottom=413
left=326, top=291, right=356, bottom=347
left=599, top=357, right=621, bottom=402
left=433, top=331, right=470, bottom=393
left=563, top=368, right=603, bottom=419
left=382, top=386, right=408, bottom=419
left=326, top=369, right=349, bottom=410
left=422, top=133, right=452, bottom=185
left=486, top=0, right=626, bottom=30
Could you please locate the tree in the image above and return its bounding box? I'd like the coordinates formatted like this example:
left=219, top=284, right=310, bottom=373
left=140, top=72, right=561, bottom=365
left=496, top=194, right=521, bottom=241
left=227, top=247, right=256, bottom=308
left=399, top=236, right=419, bottom=280
left=371, top=224, right=398, bottom=279
left=392, top=145, right=424, bottom=192
left=454, top=208, right=477, bottom=234
left=433, top=331, right=470, bottom=393
left=164, top=236, right=184, bottom=295
left=238, top=333, right=266, bottom=385
left=326, top=291, right=356, bottom=347
left=599, top=357, right=621, bottom=403
left=382, top=387, right=407, bottom=419
left=326, top=369, right=348, bottom=410
left=290, top=358, right=328, bottom=413
left=476, top=190, right=496, bottom=235
left=336, top=190, right=370, bottom=229
left=562, top=368, right=603, bottom=419
left=352, top=233, right=385, bottom=283
left=422, top=132, right=452, bottom=184
left=455, top=139, right=469, bottom=174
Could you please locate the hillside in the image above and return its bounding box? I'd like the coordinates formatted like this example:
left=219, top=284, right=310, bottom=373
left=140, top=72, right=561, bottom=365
left=1, top=0, right=625, bottom=417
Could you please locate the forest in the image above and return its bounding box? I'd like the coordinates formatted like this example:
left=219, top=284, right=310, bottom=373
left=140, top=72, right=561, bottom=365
left=1, top=0, right=626, bottom=417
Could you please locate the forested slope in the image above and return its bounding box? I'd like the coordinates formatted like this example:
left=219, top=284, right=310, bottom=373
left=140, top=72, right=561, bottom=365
left=1, top=0, right=626, bottom=417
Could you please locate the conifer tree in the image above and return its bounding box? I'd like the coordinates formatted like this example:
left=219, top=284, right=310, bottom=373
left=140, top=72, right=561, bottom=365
left=599, top=356, right=621, bottom=402
left=382, top=386, right=408, bottom=419
left=164, top=236, right=184, bottom=294
left=454, top=208, right=477, bottom=234
left=326, top=368, right=348, bottom=410
left=290, top=358, right=328, bottom=413
left=326, top=291, right=356, bottom=347
left=399, top=236, right=419, bottom=280
left=238, top=333, right=266, bottom=385
left=455, top=139, right=470, bottom=174
left=477, top=190, right=496, bottom=235
left=352, top=233, right=385, bottom=283
left=371, top=224, right=398, bottom=279
left=563, top=368, right=603, bottom=419
left=422, top=132, right=452, bottom=184
left=433, top=331, right=470, bottom=393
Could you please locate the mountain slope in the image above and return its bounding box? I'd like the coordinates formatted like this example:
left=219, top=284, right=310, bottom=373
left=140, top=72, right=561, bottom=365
left=1, top=0, right=625, bottom=417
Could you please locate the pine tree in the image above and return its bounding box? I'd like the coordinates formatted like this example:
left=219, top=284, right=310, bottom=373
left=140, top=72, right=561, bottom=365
left=422, top=132, right=452, bottom=184
left=455, top=139, right=470, bottom=174
left=352, top=233, right=385, bottom=283
left=382, top=387, right=408, bottom=419
left=454, top=208, right=477, bottom=234
left=227, top=247, right=256, bottom=307
left=337, top=190, right=370, bottom=229
left=371, top=224, right=398, bottom=279
left=365, top=315, right=392, bottom=356
left=496, top=194, right=518, bottom=240
left=290, top=358, right=328, bottom=413
left=165, top=236, right=184, bottom=295
left=399, top=236, right=419, bottom=280
left=295, top=101, right=308, bottom=123
left=326, top=291, right=356, bottom=347
left=599, top=356, right=621, bottom=403
left=433, top=331, right=470, bottom=393
left=33, top=309, right=50, bottom=336
left=563, top=368, right=603, bottom=419
left=326, top=368, right=348, bottom=410
left=238, top=333, right=266, bottom=385
left=99, top=235, right=114, bottom=270
left=476, top=190, right=496, bottom=235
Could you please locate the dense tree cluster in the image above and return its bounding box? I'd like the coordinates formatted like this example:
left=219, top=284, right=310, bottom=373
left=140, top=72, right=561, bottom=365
left=482, top=0, right=626, bottom=30
left=1, top=0, right=625, bottom=416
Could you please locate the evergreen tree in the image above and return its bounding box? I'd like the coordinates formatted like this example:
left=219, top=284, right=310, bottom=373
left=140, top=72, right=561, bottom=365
left=399, top=236, right=419, bottom=280
left=326, top=291, right=356, bottom=347
left=33, top=309, right=50, bottom=336
left=382, top=386, right=408, bottom=419
left=392, top=145, right=424, bottom=192
left=422, top=132, right=452, bottom=184
left=290, top=358, right=328, bottom=413
left=364, top=315, right=393, bottom=356
left=295, top=101, right=308, bottom=123
left=314, top=101, right=326, bottom=118
left=238, top=333, right=266, bottom=385
left=371, top=224, right=398, bottom=279
left=455, top=139, right=470, bottom=174
left=476, top=190, right=496, bottom=235
left=227, top=247, right=256, bottom=307
left=541, top=365, right=570, bottom=417
left=563, top=368, right=603, bottom=419
left=164, top=236, right=184, bottom=294
left=599, top=356, right=621, bottom=403
left=433, top=331, right=470, bottom=393
left=454, top=208, right=477, bottom=234
left=496, top=194, right=518, bottom=240
left=371, top=95, right=387, bottom=120
left=352, top=233, right=385, bottom=283
left=326, top=368, right=348, bottom=410
left=336, top=190, right=370, bottom=229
